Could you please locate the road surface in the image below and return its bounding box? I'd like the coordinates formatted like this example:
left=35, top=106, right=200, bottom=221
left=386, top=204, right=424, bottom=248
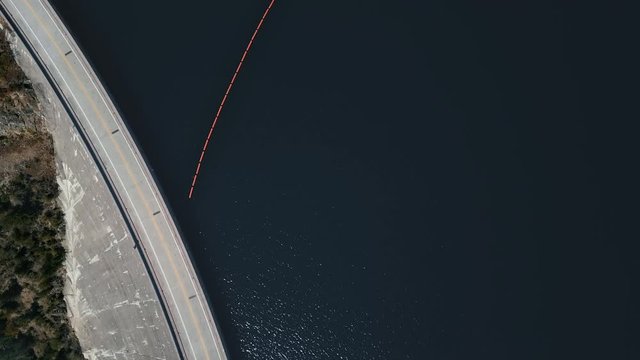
left=0, top=1, right=228, bottom=359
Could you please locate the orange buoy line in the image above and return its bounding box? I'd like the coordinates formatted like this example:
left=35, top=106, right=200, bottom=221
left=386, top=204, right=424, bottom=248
left=189, top=0, right=276, bottom=199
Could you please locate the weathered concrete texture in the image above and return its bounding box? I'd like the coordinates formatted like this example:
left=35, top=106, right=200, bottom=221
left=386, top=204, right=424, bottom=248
left=2, top=14, right=180, bottom=360
left=2, top=2, right=228, bottom=359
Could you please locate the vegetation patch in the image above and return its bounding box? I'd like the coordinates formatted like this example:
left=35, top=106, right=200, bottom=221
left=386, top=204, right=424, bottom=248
left=0, top=21, right=84, bottom=359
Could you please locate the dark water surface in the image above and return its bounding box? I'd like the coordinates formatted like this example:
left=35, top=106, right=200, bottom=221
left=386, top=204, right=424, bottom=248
left=50, top=1, right=639, bottom=359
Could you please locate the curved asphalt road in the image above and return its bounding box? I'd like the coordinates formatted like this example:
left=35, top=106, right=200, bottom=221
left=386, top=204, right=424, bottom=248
left=1, top=1, right=228, bottom=359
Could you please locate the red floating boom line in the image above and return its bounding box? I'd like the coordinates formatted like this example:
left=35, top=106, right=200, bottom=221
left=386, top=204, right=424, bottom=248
left=188, top=0, right=276, bottom=199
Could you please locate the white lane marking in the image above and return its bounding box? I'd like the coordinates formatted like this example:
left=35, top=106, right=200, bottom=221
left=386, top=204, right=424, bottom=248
left=7, top=1, right=199, bottom=358
left=36, top=1, right=222, bottom=355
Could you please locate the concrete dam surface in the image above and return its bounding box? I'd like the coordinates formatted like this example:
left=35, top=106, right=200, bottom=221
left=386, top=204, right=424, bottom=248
left=0, top=0, right=226, bottom=359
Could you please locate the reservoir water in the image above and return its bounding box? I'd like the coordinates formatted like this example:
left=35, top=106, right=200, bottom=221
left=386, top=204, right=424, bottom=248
left=49, top=1, right=640, bottom=359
